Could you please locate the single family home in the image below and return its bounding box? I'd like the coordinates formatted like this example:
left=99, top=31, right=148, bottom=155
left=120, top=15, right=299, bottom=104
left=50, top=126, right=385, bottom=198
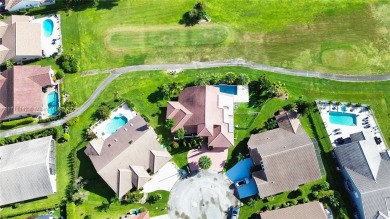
left=0, top=65, right=57, bottom=120
left=0, top=136, right=56, bottom=206
left=334, top=131, right=390, bottom=219
left=166, top=86, right=234, bottom=148
left=85, top=115, right=172, bottom=198
left=259, top=201, right=328, bottom=219
left=248, top=111, right=322, bottom=198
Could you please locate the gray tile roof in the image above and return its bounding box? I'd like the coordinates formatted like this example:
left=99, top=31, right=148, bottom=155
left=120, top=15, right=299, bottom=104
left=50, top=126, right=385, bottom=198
left=248, top=112, right=322, bottom=197
left=85, top=115, right=171, bottom=198
left=350, top=131, right=366, bottom=143
left=335, top=132, right=390, bottom=219
left=0, top=136, right=55, bottom=206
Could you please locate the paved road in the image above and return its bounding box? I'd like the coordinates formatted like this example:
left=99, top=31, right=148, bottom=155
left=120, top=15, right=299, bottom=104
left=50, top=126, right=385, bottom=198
left=2, top=58, right=390, bottom=138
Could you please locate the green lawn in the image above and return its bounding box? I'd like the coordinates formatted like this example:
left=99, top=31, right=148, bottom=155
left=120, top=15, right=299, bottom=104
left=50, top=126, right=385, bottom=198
left=35, top=0, right=390, bottom=75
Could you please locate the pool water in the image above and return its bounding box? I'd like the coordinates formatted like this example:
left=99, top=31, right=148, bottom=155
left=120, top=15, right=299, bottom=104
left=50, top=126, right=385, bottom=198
left=215, top=85, right=237, bottom=95
left=106, top=115, right=128, bottom=135
left=329, top=111, right=357, bottom=126
left=43, top=19, right=54, bottom=37
left=47, top=91, right=59, bottom=116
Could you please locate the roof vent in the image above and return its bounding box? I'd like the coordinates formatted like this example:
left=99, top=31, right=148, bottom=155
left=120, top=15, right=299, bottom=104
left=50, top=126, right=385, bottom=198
left=108, top=144, right=111, bottom=147
left=114, top=139, right=118, bottom=142
left=124, top=128, right=128, bottom=131
left=284, top=146, right=287, bottom=148
left=129, top=140, right=133, bottom=144
left=130, top=123, right=133, bottom=126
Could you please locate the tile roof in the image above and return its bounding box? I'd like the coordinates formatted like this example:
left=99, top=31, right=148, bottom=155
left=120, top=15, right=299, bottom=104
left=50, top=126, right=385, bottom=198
left=259, top=201, right=327, bottom=219
left=0, top=65, right=54, bottom=120
left=85, top=115, right=171, bottom=198
left=133, top=212, right=150, bottom=219
left=335, top=131, right=390, bottom=219
left=248, top=111, right=322, bottom=197
left=0, top=15, right=42, bottom=64
left=167, top=86, right=234, bottom=148
left=0, top=136, right=55, bottom=206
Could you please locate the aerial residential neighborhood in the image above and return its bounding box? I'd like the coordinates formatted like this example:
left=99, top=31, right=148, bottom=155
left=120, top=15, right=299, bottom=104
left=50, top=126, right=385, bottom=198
left=0, top=1, right=390, bottom=219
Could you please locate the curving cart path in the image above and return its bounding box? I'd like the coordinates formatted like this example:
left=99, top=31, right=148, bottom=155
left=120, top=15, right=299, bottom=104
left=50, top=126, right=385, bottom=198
left=1, top=58, right=390, bottom=138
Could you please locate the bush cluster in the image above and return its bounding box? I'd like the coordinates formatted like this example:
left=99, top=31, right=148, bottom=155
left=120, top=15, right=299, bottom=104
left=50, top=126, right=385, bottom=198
left=57, top=55, right=79, bottom=73
left=39, top=116, right=61, bottom=123
left=0, top=117, right=35, bottom=129
left=0, top=128, right=58, bottom=146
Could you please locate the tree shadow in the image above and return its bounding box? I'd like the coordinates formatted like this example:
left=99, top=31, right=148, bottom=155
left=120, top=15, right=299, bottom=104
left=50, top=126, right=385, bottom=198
left=77, top=147, right=115, bottom=200
left=96, top=0, right=120, bottom=10
left=147, top=90, right=161, bottom=104
left=224, top=137, right=250, bottom=170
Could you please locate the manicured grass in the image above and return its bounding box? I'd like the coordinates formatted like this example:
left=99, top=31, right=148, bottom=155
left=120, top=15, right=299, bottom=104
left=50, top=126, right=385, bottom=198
left=62, top=73, right=109, bottom=106
left=0, top=128, right=70, bottom=218
left=49, top=0, right=390, bottom=75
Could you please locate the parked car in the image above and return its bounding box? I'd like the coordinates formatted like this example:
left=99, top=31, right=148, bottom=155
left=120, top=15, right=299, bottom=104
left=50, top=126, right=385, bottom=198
left=235, top=178, right=249, bottom=188
left=230, top=206, right=240, bottom=219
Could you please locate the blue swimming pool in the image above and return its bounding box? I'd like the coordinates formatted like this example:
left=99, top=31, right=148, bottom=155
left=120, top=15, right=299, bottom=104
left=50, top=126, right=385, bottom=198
left=106, top=114, right=128, bottom=135
left=47, top=91, right=59, bottom=116
left=329, top=111, right=357, bottom=126
left=215, top=85, right=237, bottom=95
left=43, top=19, right=54, bottom=37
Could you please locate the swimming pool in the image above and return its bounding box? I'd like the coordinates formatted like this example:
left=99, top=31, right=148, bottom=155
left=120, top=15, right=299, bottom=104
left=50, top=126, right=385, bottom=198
left=47, top=91, right=59, bottom=116
left=106, top=114, right=128, bottom=135
left=43, top=19, right=54, bottom=37
left=215, top=85, right=237, bottom=95
left=329, top=111, right=357, bottom=126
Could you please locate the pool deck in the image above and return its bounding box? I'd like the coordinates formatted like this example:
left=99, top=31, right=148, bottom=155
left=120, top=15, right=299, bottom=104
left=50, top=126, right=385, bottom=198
left=92, top=104, right=136, bottom=140
left=317, top=101, right=387, bottom=151
left=32, top=14, right=63, bottom=57
left=234, top=85, right=249, bottom=102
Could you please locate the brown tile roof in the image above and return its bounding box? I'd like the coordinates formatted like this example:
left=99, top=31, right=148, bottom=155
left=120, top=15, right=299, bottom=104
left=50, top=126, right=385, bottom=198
left=0, top=66, right=53, bottom=120
left=133, top=212, right=150, bottom=219
left=259, top=201, right=327, bottom=219
left=248, top=112, right=322, bottom=197
left=275, top=111, right=300, bottom=133
left=167, top=86, right=234, bottom=148
left=0, top=15, right=41, bottom=64
left=85, top=115, right=171, bottom=198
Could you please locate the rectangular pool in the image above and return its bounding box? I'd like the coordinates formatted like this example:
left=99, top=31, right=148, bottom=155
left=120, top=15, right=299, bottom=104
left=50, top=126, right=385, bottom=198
left=215, top=85, right=237, bottom=95
left=329, top=111, right=357, bottom=126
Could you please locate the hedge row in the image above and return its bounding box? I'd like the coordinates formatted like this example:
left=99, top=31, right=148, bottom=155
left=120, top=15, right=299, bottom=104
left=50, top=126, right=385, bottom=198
left=0, top=117, right=35, bottom=129
left=39, top=116, right=61, bottom=123
left=0, top=128, right=59, bottom=146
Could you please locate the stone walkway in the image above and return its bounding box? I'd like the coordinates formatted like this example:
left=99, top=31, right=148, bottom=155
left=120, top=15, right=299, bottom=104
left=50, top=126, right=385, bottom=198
left=2, top=58, right=390, bottom=138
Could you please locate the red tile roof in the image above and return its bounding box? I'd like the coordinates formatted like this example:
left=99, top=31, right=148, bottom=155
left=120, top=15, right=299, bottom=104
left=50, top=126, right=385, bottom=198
left=167, top=86, right=234, bottom=148
left=0, top=66, right=53, bottom=120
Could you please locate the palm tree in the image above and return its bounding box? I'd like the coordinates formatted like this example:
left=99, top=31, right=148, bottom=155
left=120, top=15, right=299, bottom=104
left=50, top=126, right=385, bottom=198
left=236, top=73, right=250, bottom=85
left=209, top=73, right=222, bottom=85
left=365, top=105, right=371, bottom=112
left=195, top=73, right=210, bottom=86
left=347, top=102, right=352, bottom=107
left=265, top=119, right=278, bottom=130
left=270, top=81, right=287, bottom=97
left=224, top=72, right=236, bottom=84
left=168, top=82, right=183, bottom=97
left=198, top=156, right=212, bottom=169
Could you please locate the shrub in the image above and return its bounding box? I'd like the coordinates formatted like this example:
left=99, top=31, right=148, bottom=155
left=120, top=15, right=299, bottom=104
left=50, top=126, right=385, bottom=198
left=265, top=196, right=275, bottom=202
left=12, top=203, right=20, bottom=209
left=96, top=105, right=111, bottom=120
left=198, top=156, right=212, bottom=169
left=176, top=128, right=185, bottom=140
left=165, top=118, right=175, bottom=129
left=224, top=72, right=237, bottom=84
left=172, top=141, right=179, bottom=149
left=56, top=70, right=65, bottom=80
left=66, top=117, right=79, bottom=126
left=57, top=55, right=79, bottom=73
left=247, top=198, right=256, bottom=208
left=6, top=60, right=13, bottom=69
left=63, top=133, right=70, bottom=142
left=60, top=100, right=77, bottom=116
left=303, top=197, right=309, bottom=203
left=0, top=117, right=35, bottom=129
left=39, top=116, right=61, bottom=123
left=125, top=190, right=143, bottom=204
left=147, top=193, right=162, bottom=204
left=320, top=181, right=330, bottom=191
left=291, top=200, right=298, bottom=205
left=84, top=215, right=92, bottom=219
left=141, top=114, right=150, bottom=123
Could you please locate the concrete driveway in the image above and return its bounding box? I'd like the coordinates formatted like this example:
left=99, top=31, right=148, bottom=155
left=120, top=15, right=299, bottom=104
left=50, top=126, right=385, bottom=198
left=168, top=170, right=240, bottom=219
